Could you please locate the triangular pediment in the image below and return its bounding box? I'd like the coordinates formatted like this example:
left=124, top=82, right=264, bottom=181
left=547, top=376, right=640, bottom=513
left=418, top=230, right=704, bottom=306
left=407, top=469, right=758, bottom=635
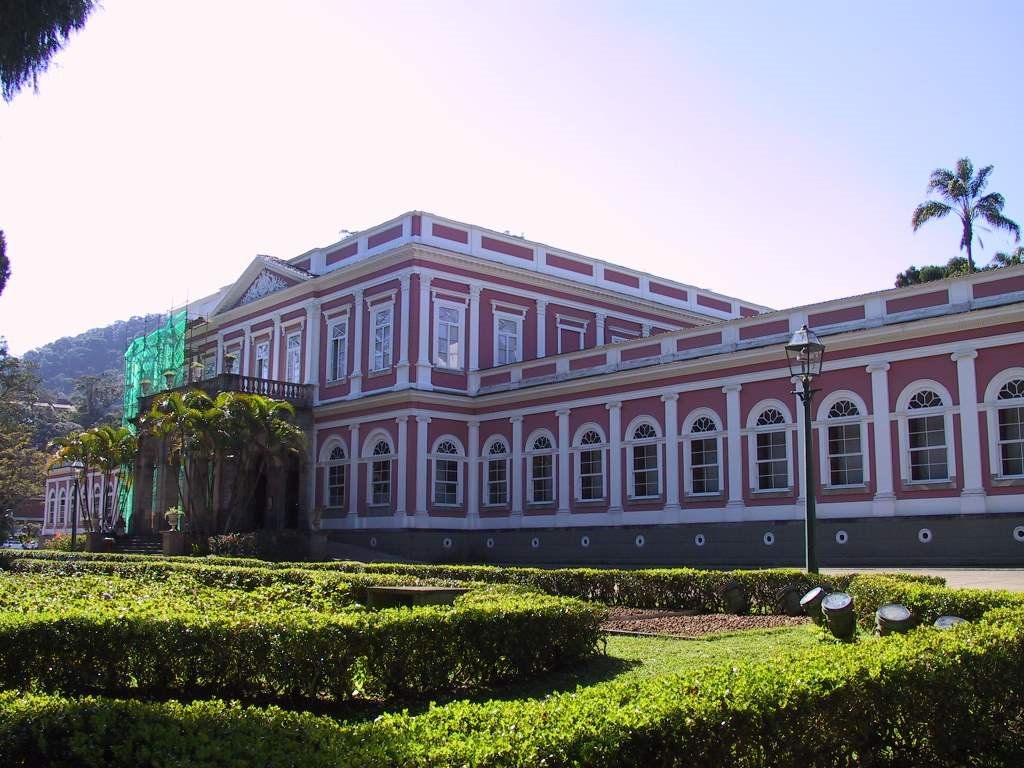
left=236, top=269, right=293, bottom=307
left=211, top=256, right=312, bottom=316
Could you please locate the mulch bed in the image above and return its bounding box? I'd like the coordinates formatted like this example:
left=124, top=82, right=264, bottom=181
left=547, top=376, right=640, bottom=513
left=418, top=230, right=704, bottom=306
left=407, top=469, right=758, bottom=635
left=601, top=607, right=809, bottom=638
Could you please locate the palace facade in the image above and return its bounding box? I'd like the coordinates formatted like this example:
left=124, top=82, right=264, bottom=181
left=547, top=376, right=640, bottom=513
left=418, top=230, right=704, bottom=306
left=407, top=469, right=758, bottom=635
left=43, top=211, right=1024, bottom=565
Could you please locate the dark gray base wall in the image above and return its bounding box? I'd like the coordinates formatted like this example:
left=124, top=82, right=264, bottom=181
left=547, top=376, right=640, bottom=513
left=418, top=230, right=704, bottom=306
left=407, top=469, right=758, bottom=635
left=327, top=514, right=1024, bottom=567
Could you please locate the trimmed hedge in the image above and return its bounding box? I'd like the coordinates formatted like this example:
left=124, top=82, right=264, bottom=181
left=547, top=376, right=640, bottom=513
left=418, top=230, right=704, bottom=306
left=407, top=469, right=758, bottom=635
left=0, top=579, right=602, bottom=701
left=3, top=608, right=1023, bottom=767
left=846, top=573, right=1024, bottom=627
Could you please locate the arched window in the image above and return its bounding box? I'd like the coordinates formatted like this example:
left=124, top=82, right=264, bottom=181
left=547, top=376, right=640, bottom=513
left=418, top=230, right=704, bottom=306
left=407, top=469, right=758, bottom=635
left=104, top=482, right=115, bottom=520
left=685, top=413, right=721, bottom=495
left=326, top=444, right=347, bottom=508
left=627, top=421, right=661, bottom=499
left=996, top=379, right=1024, bottom=477
left=432, top=438, right=462, bottom=506
left=58, top=489, right=67, bottom=525
left=754, top=407, right=789, bottom=490
left=575, top=428, right=605, bottom=502
left=527, top=433, right=556, bottom=505
left=825, top=399, right=864, bottom=487
left=92, top=485, right=102, bottom=526
left=46, top=491, right=56, bottom=528
left=907, top=389, right=948, bottom=482
left=485, top=440, right=510, bottom=506
left=369, top=439, right=393, bottom=506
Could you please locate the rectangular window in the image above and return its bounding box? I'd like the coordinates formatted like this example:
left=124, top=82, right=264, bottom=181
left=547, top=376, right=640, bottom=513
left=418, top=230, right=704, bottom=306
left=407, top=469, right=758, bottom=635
left=828, top=423, right=864, bottom=486
left=327, top=464, right=346, bottom=507
left=908, top=414, right=948, bottom=481
left=558, top=325, right=585, bottom=354
left=372, top=306, right=393, bottom=371
left=433, top=459, right=459, bottom=505
left=690, top=438, right=719, bottom=494
left=999, top=406, right=1024, bottom=477
left=254, top=342, right=269, bottom=379
left=203, top=355, right=216, bottom=380
left=756, top=431, right=788, bottom=490
left=495, top=314, right=522, bottom=365
left=487, top=459, right=508, bottom=505
left=371, top=459, right=391, bottom=505
left=329, top=320, right=348, bottom=381
left=435, top=304, right=462, bottom=369
left=531, top=455, right=554, bottom=503
left=286, top=333, right=302, bottom=383
left=579, top=449, right=603, bottom=500
left=631, top=444, right=659, bottom=498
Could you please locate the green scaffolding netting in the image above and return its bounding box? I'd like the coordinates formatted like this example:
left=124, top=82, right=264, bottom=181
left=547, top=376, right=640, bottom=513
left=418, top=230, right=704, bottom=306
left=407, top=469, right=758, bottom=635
left=120, top=310, right=188, bottom=529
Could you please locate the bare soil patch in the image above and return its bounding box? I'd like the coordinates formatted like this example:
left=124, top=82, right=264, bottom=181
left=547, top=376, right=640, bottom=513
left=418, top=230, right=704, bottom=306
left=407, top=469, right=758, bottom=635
left=602, top=607, right=809, bottom=638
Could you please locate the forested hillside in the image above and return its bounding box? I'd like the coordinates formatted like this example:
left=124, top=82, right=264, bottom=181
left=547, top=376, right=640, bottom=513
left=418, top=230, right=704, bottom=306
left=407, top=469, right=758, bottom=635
left=22, top=314, right=165, bottom=402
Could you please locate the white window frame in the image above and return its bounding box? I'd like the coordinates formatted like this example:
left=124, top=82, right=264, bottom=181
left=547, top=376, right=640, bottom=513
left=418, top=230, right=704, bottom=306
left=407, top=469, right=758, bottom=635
left=896, top=380, right=956, bottom=486
left=526, top=430, right=557, bottom=505
left=363, top=432, right=395, bottom=507
left=58, top=488, right=67, bottom=525
left=371, top=302, right=394, bottom=372
left=816, top=391, right=871, bottom=489
left=285, top=331, right=302, bottom=384
left=745, top=399, right=795, bottom=493
left=327, top=315, right=349, bottom=382
left=556, top=315, right=588, bottom=354
left=320, top=440, right=347, bottom=509
left=254, top=340, right=270, bottom=379
left=625, top=417, right=662, bottom=500
left=682, top=409, right=724, bottom=497
left=433, top=298, right=466, bottom=370
left=493, top=310, right=524, bottom=366
left=984, top=367, right=1024, bottom=479
left=430, top=435, right=465, bottom=507
left=572, top=423, right=607, bottom=502
left=46, top=490, right=56, bottom=529
left=483, top=437, right=511, bottom=507
left=225, top=346, right=241, bottom=375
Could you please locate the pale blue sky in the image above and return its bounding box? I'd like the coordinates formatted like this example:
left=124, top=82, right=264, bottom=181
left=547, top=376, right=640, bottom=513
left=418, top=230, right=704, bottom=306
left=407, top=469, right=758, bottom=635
left=1, top=1, right=1021, bottom=354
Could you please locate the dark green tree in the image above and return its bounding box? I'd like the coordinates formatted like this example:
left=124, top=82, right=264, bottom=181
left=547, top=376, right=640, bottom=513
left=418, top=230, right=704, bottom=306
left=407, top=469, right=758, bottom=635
left=990, top=246, right=1024, bottom=268
left=911, top=157, right=1020, bottom=272
left=0, top=1, right=98, bottom=102
left=0, top=230, right=9, bottom=296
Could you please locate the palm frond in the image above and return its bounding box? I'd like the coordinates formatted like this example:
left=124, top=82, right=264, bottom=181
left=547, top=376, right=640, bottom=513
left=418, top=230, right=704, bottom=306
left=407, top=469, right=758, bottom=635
left=969, top=165, right=993, bottom=198
left=955, top=157, right=974, bottom=186
left=912, top=200, right=952, bottom=231
left=926, top=168, right=956, bottom=196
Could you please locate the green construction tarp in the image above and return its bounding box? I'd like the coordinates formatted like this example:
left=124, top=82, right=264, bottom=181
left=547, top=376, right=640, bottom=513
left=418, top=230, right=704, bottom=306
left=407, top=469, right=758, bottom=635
left=121, top=310, right=187, bottom=529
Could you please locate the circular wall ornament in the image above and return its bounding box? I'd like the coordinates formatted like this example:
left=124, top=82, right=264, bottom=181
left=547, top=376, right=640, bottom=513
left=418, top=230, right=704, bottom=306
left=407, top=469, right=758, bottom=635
left=531, top=536, right=540, bottom=549
left=835, top=530, right=849, bottom=545
left=1013, top=526, right=1024, bottom=542
left=763, top=532, right=775, bottom=546
left=442, top=537, right=453, bottom=549
left=635, top=534, right=645, bottom=548
left=369, top=537, right=378, bottom=548
left=917, top=528, right=933, bottom=544
left=485, top=537, right=495, bottom=549
left=694, top=533, right=706, bottom=547
left=580, top=535, right=590, bottom=548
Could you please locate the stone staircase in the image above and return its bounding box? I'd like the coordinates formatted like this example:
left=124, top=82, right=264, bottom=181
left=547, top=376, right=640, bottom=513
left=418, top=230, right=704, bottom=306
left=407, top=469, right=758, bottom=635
left=114, top=535, right=163, bottom=556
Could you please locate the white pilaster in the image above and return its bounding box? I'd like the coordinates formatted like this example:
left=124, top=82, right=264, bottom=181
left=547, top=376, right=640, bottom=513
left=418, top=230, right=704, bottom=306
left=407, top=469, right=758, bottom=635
left=641, top=323, right=652, bottom=338
left=596, top=313, right=606, bottom=346
left=350, top=289, right=364, bottom=396
left=467, top=419, right=480, bottom=527
left=661, top=394, right=681, bottom=513
left=416, top=273, right=432, bottom=389
left=304, top=300, right=321, bottom=388
left=557, top=408, right=570, bottom=516
left=242, top=325, right=252, bottom=376
left=415, top=415, right=430, bottom=520
left=536, top=299, right=548, bottom=358
left=395, top=416, right=408, bottom=521
left=469, top=285, right=482, bottom=372
left=216, top=333, right=225, bottom=375
left=866, top=362, right=896, bottom=515
left=723, top=384, right=744, bottom=516
left=952, top=349, right=986, bottom=512
left=348, top=424, right=360, bottom=519
left=397, top=274, right=411, bottom=387
left=607, top=401, right=623, bottom=516
left=510, top=416, right=524, bottom=522
left=272, top=314, right=282, bottom=380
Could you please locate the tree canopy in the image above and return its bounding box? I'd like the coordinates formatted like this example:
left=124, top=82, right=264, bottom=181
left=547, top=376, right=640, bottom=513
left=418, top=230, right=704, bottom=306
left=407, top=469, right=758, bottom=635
left=0, top=1, right=98, bottom=102
left=0, top=230, right=9, bottom=297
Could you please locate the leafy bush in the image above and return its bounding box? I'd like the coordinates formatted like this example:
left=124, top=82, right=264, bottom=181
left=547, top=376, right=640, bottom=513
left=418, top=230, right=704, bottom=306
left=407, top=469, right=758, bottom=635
left=39, top=533, right=87, bottom=551
left=846, top=574, right=1024, bottom=627
left=208, top=532, right=258, bottom=557
left=3, top=608, right=1023, bottom=767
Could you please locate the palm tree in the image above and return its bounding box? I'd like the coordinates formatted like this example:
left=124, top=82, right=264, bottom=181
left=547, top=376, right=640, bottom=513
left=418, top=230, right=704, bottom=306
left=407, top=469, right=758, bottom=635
left=911, top=157, right=1020, bottom=272
left=90, top=425, right=138, bottom=531
left=990, top=246, right=1024, bottom=268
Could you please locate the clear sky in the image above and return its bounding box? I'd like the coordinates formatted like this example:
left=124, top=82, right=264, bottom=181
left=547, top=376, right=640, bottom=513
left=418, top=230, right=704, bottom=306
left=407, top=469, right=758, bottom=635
left=1, top=1, right=1021, bottom=355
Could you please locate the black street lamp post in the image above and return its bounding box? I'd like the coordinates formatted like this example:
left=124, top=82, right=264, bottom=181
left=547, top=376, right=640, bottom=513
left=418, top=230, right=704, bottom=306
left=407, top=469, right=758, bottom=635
left=785, top=325, right=825, bottom=574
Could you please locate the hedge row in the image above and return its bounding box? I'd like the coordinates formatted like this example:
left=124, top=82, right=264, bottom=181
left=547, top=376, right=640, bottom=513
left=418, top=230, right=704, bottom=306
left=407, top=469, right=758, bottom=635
left=846, top=573, right=1024, bottom=627
left=3, top=608, right=1022, bottom=767
left=0, top=585, right=602, bottom=701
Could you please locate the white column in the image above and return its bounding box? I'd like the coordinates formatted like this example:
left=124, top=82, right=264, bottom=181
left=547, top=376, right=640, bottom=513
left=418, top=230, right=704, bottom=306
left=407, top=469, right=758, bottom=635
left=216, top=333, right=225, bottom=375
left=304, top=300, right=321, bottom=387
left=397, top=274, right=411, bottom=387
left=350, top=289, right=364, bottom=396
left=416, top=273, right=432, bottom=389
left=395, top=416, right=408, bottom=520
left=557, top=408, right=570, bottom=515
left=536, top=300, right=548, bottom=358
left=661, top=394, right=680, bottom=513
left=866, top=362, right=896, bottom=515
left=642, top=323, right=652, bottom=338
left=307, top=428, right=319, bottom=530
left=242, top=325, right=252, bottom=376
left=952, top=349, right=986, bottom=512
left=348, top=424, right=360, bottom=520
left=272, top=314, right=282, bottom=380
left=607, top=401, right=623, bottom=516
left=467, top=419, right=480, bottom=527
left=723, top=384, right=744, bottom=515
left=415, top=415, right=430, bottom=520
left=510, top=415, right=524, bottom=522
left=596, top=313, right=606, bottom=346
left=469, top=285, right=482, bottom=372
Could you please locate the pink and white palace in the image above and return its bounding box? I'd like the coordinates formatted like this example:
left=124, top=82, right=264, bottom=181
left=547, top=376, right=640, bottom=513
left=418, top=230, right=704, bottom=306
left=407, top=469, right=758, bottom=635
left=43, top=211, right=1024, bottom=564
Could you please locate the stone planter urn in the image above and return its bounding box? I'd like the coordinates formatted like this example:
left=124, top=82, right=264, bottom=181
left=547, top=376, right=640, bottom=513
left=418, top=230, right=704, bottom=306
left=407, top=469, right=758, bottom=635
left=164, top=508, right=184, bottom=531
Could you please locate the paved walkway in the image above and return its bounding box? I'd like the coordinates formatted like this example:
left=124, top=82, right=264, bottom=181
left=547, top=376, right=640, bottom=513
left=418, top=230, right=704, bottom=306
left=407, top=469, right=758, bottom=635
left=823, top=567, right=1024, bottom=592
